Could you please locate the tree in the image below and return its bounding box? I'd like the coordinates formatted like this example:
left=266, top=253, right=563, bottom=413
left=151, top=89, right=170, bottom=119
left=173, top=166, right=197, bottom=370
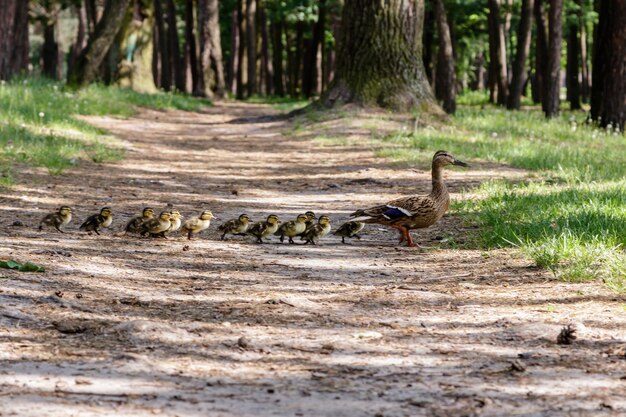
left=0, top=0, right=18, bottom=80
left=246, top=0, right=256, bottom=96
left=487, top=0, right=508, bottom=106
left=68, top=0, right=132, bottom=87
left=590, top=0, right=625, bottom=130
left=198, top=0, right=226, bottom=98
left=321, top=0, right=435, bottom=111
left=532, top=0, right=548, bottom=104
left=566, top=8, right=581, bottom=110
left=433, top=0, right=455, bottom=114
left=11, top=0, right=29, bottom=76
left=507, top=0, right=534, bottom=110
left=543, top=0, right=562, bottom=118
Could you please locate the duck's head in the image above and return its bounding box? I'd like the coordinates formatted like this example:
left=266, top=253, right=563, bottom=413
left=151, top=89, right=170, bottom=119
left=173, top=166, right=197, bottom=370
left=59, top=206, right=72, bottom=216
left=159, top=211, right=172, bottom=221
left=318, top=215, right=331, bottom=225
left=170, top=210, right=182, bottom=220
left=142, top=207, right=155, bottom=218
left=238, top=214, right=250, bottom=223
left=200, top=210, right=215, bottom=220
left=296, top=214, right=308, bottom=223
left=267, top=214, right=280, bottom=225
left=433, top=150, right=469, bottom=167
left=305, top=211, right=316, bottom=221
left=100, top=207, right=112, bottom=217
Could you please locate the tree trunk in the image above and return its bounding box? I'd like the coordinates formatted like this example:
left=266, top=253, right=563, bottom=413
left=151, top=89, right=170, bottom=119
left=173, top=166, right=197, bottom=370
left=68, top=3, right=88, bottom=78
left=185, top=0, right=200, bottom=95
left=433, top=0, right=455, bottom=114
left=590, top=0, right=625, bottom=130
left=422, top=8, right=434, bottom=85
left=0, top=0, right=17, bottom=80
left=85, top=0, right=98, bottom=33
left=302, top=0, right=325, bottom=98
left=577, top=0, right=590, bottom=103
left=507, top=0, right=533, bottom=109
left=68, top=0, right=131, bottom=87
left=321, top=0, right=434, bottom=111
left=542, top=0, right=562, bottom=118
left=533, top=0, right=548, bottom=104
left=292, top=21, right=304, bottom=97
left=154, top=0, right=170, bottom=90
left=566, top=18, right=581, bottom=110
left=260, top=8, right=273, bottom=95
left=11, top=0, right=29, bottom=76
left=166, top=0, right=185, bottom=91
left=270, top=19, right=284, bottom=96
left=42, top=17, right=62, bottom=80
left=488, top=0, right=508, bottom=106
left=236, top=0, right=246, bottom=99
left=227, top=7, right=239, bottom=94
left=246, top=0, right=256, bottom=97
left=207, top=0, right=225, bottom=97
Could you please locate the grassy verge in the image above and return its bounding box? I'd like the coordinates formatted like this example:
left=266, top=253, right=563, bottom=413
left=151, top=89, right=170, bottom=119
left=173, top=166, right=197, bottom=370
left=0, top=77, right=210, bottom=187
left=310, top=92, right=626, bottom=291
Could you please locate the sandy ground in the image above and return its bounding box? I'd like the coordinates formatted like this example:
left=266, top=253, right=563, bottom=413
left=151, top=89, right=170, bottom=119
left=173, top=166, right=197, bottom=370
left=1, top=102, right=625, bottom=417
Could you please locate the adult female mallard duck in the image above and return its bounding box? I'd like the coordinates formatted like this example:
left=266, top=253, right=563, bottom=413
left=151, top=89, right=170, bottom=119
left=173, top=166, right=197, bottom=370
left=350, top=150, right=469, bottom=247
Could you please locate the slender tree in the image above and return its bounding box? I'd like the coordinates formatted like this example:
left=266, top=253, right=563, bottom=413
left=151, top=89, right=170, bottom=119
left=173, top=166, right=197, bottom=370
left=321, top=0, right=435, bottom=111
left=0, top=0, right=17, bottom=80
left=185, top=0, right=200, bottom=95
left=543, top=0, right=562, bottom=118
left=302, top=0, right=325, bottom=98
left=507, top=0, right=534, bottom=110
left=154, top=0, right=171, bottom=90
left=259, top=7, right=273, bottom=95
left=590, top=0, right=625, bottom=130
left=433, top=0, right=455, bottom=114
left=166, top=0, right=185, bottom=91
left=270, top=15, right=284, bottom=96
left=68, top=0, right=131, bottom=87
left=566, top=14, right=581, bottom=110
left=487, top=0, right=508, bottom=105
left=246, top=0, right=256, bottom=96
left=227, top=6, right=239, bottom=94
left=532, top=0, right=548, bottom=104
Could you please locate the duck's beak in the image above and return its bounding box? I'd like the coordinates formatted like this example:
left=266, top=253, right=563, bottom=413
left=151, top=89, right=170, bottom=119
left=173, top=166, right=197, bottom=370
left=453, top=159, right=470, bottom=167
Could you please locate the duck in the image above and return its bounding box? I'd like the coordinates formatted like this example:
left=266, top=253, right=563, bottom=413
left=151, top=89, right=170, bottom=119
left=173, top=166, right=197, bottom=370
left=301, top=215, right=331, bottom=245
left=39, top=206, right=72, bottom=233
left=124, top=207, right=155, bottom=235
left=275, top=213, right=308, bottom=243
left=218, top=214, right=251, bottom=240
left=79, top=207, right=113, bottom=235
left=166, top=209, right=183, bottom=235
left=181, top=210, right=215, bottom=240
left=350, top=150, right=469, bottom=247
left=334, top=221, right=365, bottom=244
left=303, top=211, right=317, bottom=230
left=247, top=214, right=280, bottom=244
left=140, top=211, right=172, bottom=238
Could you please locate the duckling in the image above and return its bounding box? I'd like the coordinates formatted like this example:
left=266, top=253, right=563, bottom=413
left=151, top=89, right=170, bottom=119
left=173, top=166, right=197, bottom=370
left=350, top=150, right=469, bottom=247
left=275, top=213, right=308, bottom=243
left=247, top=214, right=280, bottom=244
left=140, top=211, right=172, bottom=238
left=303, top=211, right=316, bottom=230
left=334, top=221, right=365, bottom=244
left=39, top=206, right=72, bottom=233
left=302, top=215, right=332, bottom=245
left=181, top=210, right=215, bottom=240
left=166, top=210, right=183, bottom=235
left=79, top=207, right=113, bottom=235
left=124, top=207, right=155, bottom=235
left=218, top=214, right=251, bottom=240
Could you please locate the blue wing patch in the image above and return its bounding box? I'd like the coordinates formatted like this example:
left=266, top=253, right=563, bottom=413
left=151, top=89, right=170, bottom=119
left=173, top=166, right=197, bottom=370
left=382, top=206, right=413, bottom=220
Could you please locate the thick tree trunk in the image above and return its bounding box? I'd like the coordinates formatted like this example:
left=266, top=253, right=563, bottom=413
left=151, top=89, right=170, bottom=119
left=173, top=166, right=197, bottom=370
left=166, top=0, right=185, bottom=91
left=433, top=0, right=455, bottom=114
left=321, top=0, right=434, bottom=111
left=533, top=0, right=548, bottom=104
left=302, top=0, right=325, bottom=98
left=590, top=0, right=625, bottom=130
left=68, top=0, right=131, bottom=87
left=246, top=0, right=256, bottom=97
left=270, top=19, right=284, bottom=96
left=154, top=0, right=171, bottom=90
left=227, top=8, right=239, bottom=94
left=488, top=0, right=508, bottom=106
left=260, top=8, right=273, bottom=95
left=542, top=0, right=562, bottom=118
left=507, top=0, right=533, bottom=110
left=11, top=0, right=29, bottom=76
left=566, top=20, right=581, bottom=110
left=0, top=0, right=17, bottom=80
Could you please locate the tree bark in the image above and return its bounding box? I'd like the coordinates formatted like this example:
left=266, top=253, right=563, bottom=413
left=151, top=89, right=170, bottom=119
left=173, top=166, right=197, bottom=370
left=433, top=0, right=455, bottom=114
left=68, top=0, right=131, bottom=87
left=166, top=0, right=185, bottom=91
left=42, top=16, right=62, bottom=80
left=246, top=0, right=256, bottom=97
left=207, top=0, right=225, bottom=97
left=270, top=19, right=284, bottom=96
left=577, top=0, right=589, bottom=103
left=292, top=21, right=304, bottom=97
left=533, top=0, right=548, bottom=104
left=422, top=8, right=434, bottom=86
left=227, top=7, right=239, bottom=94
left=507, top=0, right=533, bottom=110
left=0, top=0, right=17, bottom=81
left=566, top=17, right=581, bottom=110
left=488, top=0, right=508, bottom=106
left=11, top=0, right=29, bottom=76
left=68, top=3, right=88, bottom=78
left=590, top=0, right=625, bottom=130
left=154, top=0, right=170, bottom=90
left=236, top=0, right=246, bottom=99
left=321, top=0, right=434, bottom=111
left=260, top=7, right=273, bottom=95
left=542, top=0, right=562, bottom=118
left=302, top=0, right=325, bottom=98
left=85, top=0, right=98, bottom=33
left=185, top=0, right=200, bottom=95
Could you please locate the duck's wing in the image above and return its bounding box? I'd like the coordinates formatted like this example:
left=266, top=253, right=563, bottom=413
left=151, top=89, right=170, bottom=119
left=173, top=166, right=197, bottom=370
left=218, top=219, right=235, bottom=232
left=80, top=214, right=99, bottom=230
left=351, top=196, right=431, bottom=223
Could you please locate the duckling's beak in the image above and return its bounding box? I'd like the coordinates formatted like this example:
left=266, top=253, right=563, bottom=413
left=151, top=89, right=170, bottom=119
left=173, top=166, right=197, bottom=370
left=453, top=159, right=470, bottom=167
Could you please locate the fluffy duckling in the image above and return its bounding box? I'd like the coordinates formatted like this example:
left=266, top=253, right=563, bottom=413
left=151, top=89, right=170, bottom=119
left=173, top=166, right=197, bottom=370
left=275, top=213, right=308, bottom=244
left=303, top=211, right=317, bottom=230
left=182, top=210, right=215, bottom=240
left=247, top=214, right=280, bottom=244
left=124, top=207, right=155, bottom=235
left=39, top=206, right=72, bottom=233
left=302, top=215, right=332, bottom=245
left=79, top=207, right=113, bottom=235
left=141, top=211, right=172, bottom=238
left=166, top=210, right=183, bottom=235
left=218, top=214, right=251, bottom=240
left=334, top=221, right=365, bottom=244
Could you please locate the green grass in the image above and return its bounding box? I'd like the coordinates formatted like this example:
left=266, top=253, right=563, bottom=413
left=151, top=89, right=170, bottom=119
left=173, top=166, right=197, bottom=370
left=245, top=95, right=311, bottom=113
left=0, top=77, right=210, bottom=186
left=318, top=92, right=626, bottom=291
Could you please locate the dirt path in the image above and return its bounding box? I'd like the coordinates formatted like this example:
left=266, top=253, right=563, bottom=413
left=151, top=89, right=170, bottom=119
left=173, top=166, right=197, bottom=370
left=1, top=102, right=625, bottom=417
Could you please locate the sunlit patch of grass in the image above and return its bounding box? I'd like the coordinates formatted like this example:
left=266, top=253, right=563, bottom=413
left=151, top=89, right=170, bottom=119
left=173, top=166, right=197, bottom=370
left=0, top=77, right=210, bottom=185
left=246, top=95, right=310, bottom=112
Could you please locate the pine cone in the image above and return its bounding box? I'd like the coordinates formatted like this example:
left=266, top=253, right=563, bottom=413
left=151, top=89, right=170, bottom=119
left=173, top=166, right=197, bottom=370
left=557, top=324, right=577, bottom=345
